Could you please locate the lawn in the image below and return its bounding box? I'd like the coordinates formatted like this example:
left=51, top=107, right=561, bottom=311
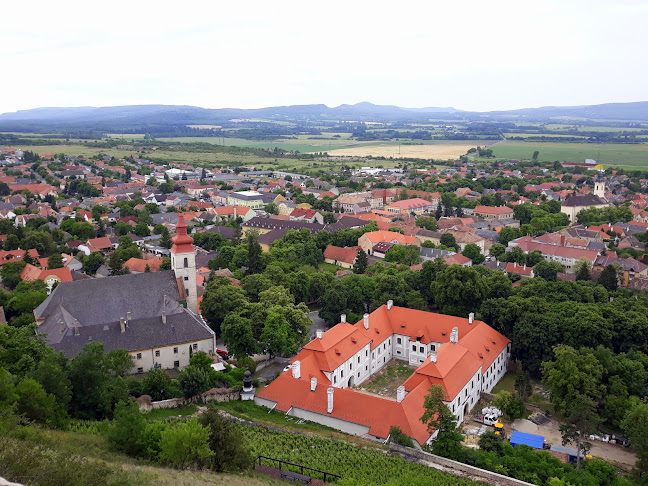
left=491, top=140, right=648, bottom=168
left=490, top=371, right=516, bottom=394
left=357, top=360, right=416, bottom=396
left=319, top=262, right=344, bottom=273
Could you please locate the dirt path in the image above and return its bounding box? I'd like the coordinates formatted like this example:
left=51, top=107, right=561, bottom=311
left=512, top=417, right=636, bottom=468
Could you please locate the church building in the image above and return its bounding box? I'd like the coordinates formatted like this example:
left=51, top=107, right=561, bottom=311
left=34, top=216, right=215, bottom=373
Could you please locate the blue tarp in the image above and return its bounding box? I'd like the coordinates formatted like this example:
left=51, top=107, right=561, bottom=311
left=510, top=431, right=545, bottom=449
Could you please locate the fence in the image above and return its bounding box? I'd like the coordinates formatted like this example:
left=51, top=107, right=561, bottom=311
left=257, top=455, right=342, bottom=482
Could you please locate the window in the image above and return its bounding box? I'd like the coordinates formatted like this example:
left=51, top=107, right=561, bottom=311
left=183, top=257, right=188, bottom=268
left=184, top=276, right=189, bottom=281
left=341, top=370, right=344, bottom=378
left=174, top=360, right=180, bottom=368
left=136, top=353, right=142, bottom=360
left=173, top=347, right=178, bottom=354
left=365, top=366, right=368, bottom=371
left=419, top=346, right=424, bottom=353
left=357, top=356, right=360, bottom=363
left=397, top=338, right=402, bottom=344
left=155, top=350, right=160, bottom=357
left=412, top=344, right=416, bottom=352
left=372, top=352, right=375, bottom=359
left=334, top=376, right=337, bottom=384
left=193, top=343, right=198, bottom=351
left=349, top=363, right=352, bottom=370
left=431, top=344, right=436, bottom=351
left=137, top=367, right=143, bottom=373
left=185, top=288, right=190, bottom=296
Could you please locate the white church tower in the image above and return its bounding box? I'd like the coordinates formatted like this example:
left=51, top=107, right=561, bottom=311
left=170, top=215, right=198, bottom=314
left=594, top=173, right=606, bottom=199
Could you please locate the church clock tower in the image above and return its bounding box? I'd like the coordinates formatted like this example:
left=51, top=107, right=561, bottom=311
left=170, top=215, right=198, bottom=314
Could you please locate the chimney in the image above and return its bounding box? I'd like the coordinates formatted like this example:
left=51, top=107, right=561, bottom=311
left=397, top=385, right=406, bottom=403
left=162, top=311, right=167, bottom=324
left=430, top=350, right=437, bottom=363
left=363, top=313, right=369, bottom=330
left=387, top=299, right=393, bottom=310
left=316, top=329, right=323, bottom=339
left=340, top=314, right=346, bottom=323
left=292, top=360, right=301, bottom=379
left=74, top=326, right=79, bottom=336
left=327, top=387, right=334, bottom=414
left=126, top=311, right=132, bottom=323
left=120, top=317, right=126, bottom=333
left=450, top=326, right=458, bottom=344
left=468, top=312, right=474, bottom=325
left=311, top=377, right=317, bottom=392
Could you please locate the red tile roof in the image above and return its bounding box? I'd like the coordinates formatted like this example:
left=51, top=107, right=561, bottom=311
left=323, top=245, right=358, bottom=265
left=474, top=205, right=514, bottom=215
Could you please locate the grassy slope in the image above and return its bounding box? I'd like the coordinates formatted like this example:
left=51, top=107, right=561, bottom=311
left=2, top=428, right=283, bottom=486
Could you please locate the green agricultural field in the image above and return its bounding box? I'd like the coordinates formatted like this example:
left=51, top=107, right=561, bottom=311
left=502, top=133, right=588, bottom=139
left=491, top=140, right=648, bottom=168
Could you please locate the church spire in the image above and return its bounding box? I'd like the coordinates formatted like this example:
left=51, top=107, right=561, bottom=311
left=170, top=215, right=198, bottom=314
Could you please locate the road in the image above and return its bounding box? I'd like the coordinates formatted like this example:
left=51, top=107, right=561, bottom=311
left=307, top=310, right=326, bottom=340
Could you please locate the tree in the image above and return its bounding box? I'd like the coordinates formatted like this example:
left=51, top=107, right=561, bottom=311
left=388, top=426, right=414, bottom=447
left=178, top=365, right=211, bottom=399
left=107, top=349, right=135, bottom=377
left=199, top=404, right=253, bottom=472
left=514, top=368, right=533, bottom=402
left=221, top=312, right=258, bottom=359
left=435, top=203, right=443, bottom=220
left=420, top=385, right=463, bottom=459
left=133, top=223, right=151, bottom=237
left=498, top=227, right=520, bottom=245
left=142, top=368, right=180, bottom=401
left=159, top=419, right=211, bottom=469
left=462, top=243, right=484, bottom=264
left=574, top=258, right=592, bottom=281
left=82, top=252, right=104, bottom=275
left=432, top=266, right=490, bottom=317
left=621, top=402, right=648, bottom=478
left=0, top=262, right=25, bottom=290
left=246, top=232, right=263, bottom=275
left=47, top=253, right=64, bottom=269
left=534, top=260, right=564, bottom=282
left=160, top=231, right=172, bottom=249
left=492, top=390, right=525, bottom=421
left=353, top=249, right=368, bottom=274
left=68, top=342, right=129, bottom=420
left=542, top=345, right=604, bottom=468
left=201, top=283, right=249, bottom=337
left=107, top=400, right=147, bottom=457
left=4, top=234, right=20, bottom=251
left=598, top=264, right=619, bottom=291
left=15, top=378, right=56, bottom=424
left=416, top=217, right=438, bottom=231
left=264, top=203, right=278, bottom=215
left=22, top=250, right=35, bottom=265
left=384, top=245, right=421, bottom=266
left=439, top=233, right=458, bottom=251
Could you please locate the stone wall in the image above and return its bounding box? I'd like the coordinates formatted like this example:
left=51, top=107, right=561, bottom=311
left=136, top=387, right=240, bottom=411
left=389, top=443, right=534, bottom=486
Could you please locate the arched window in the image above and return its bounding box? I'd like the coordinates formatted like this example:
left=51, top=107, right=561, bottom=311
left=183, top=257, right=188, bottom=268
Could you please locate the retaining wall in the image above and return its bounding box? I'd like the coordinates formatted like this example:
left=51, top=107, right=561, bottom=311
left=389, top=443, right=534, bottom=486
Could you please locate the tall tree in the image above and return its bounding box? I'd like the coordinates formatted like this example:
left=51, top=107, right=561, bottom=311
left=574, top=258, right=592, bottom=281
left=353, top=249, right=368, bottom=274
left=598, top=264, right=619, bottom=291
left=542, top=345, right=604, bottom=468
left=622, top=402, right=648, bottom=478
left=245, top=232, right=263, bottom=275
left=420, top=385, right=463, bottom=459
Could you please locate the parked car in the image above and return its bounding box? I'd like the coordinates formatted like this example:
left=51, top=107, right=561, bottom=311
left=216, top=349, right=229, bottom=360
left=610, top=434, right=630, bottom=447
left=588, top=434, right=610, bottom=443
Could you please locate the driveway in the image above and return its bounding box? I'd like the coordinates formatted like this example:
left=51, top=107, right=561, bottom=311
left=307, top=310, right=327, bottom=340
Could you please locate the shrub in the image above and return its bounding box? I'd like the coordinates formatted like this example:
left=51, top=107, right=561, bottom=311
left=389, top=426, right=414, bottom=448
left=199, top=404, right=253, bottom=472
left=158, top=419, right=211, bottom=469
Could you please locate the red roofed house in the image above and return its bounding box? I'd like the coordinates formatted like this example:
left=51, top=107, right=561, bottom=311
left=290, top=207, right=324, bottom=224
left=358, top=231, right=421, bottom=255
left=473, top=205, right=514, bottom=220
left=123, top=257, right=164, bottom=273
left=384, top=198, right=435, bottom=216
left=20, top=264, right=73, bottom=292
left=0, top=248, right=39, bottom=267
left=255, top=303, right=510, bottom=445
left=323, top=245, right=358, bottom=269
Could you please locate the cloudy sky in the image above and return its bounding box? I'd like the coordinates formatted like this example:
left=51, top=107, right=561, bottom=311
left=2, top=0, right=646, bottom=114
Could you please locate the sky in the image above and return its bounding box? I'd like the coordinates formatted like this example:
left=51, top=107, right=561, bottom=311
left=2, top=0, right=647, bottom=114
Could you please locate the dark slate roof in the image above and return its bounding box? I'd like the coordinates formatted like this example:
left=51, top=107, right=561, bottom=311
left=257, top=228, right=291, bottom=246
left=35, top=270, right=183, bottom=327
left=420, top=247, right=456, bottom=260
left=204, top=226, right=236, bottom=239
left=562, top=194, right=607, bottom=207
left=47, top=311, right=213, bottom=358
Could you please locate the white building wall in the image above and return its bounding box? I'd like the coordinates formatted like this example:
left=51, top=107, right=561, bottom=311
left=481, top=345, right=510, bottom=393
left=130, top=338, right=213, bottom=374
left=444, top=369, right=483, bottom=424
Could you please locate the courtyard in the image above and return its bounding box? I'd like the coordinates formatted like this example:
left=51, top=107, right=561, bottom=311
left=355, top=360, right=417, bottom=399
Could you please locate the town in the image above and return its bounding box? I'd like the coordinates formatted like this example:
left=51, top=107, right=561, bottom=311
left=0, top=138, right=646, bottom=486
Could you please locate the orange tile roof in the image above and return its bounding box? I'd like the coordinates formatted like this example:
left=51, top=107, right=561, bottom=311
left=123, top=257, right=164, bottom=273
left=259, top=305, right=510, bottom=444
left=361, top=231, right=418, bottom=245
left=323, top=245, right=358, bottom=265
left=474, top=205, right=514, bottom=215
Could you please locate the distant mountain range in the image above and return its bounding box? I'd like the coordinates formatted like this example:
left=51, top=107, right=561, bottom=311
left=1, top=101, right=647, bottom=131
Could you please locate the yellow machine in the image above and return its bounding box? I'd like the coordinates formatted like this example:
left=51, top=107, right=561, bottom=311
left=494, top=418, right=506, bottom=438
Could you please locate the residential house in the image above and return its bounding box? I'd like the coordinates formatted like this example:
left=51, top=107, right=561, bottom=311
left=323, top=246, right=358, bottom=269
left=358, top=231, right=421, bottom=255
left=384, top=198, right=435, bottom=216
left=473, top=205, right=514, bottom=221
